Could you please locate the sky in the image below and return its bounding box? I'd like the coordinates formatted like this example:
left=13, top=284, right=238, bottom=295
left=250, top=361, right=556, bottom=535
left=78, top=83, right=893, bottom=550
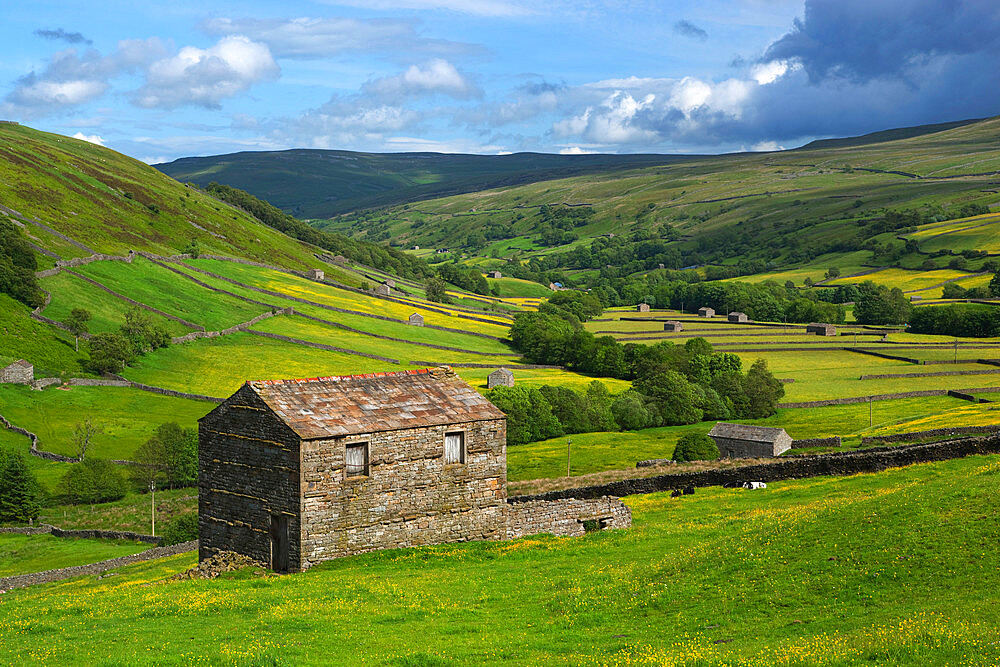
left=2, top=0, right=999, bottom=163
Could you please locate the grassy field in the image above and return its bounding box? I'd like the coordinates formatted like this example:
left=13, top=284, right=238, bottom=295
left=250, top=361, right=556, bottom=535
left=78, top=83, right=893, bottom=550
left=74, top=257, right=267, bottom=331
left=0, top=533, right=150, bottom=577
left=0, top=294, right=87, bottom=376
left=486, top=276, right=553, bottom=298
left=1, top=454, right=998, bottom=664
left=37, top=488, right=197, bottom=535
left=0, top=124, right=320, bottom=267
left=826, top=268, right=978, bottom=293
left=39, top=271, right=193, bottom=337
left=0, top=384, right=212, bottom=462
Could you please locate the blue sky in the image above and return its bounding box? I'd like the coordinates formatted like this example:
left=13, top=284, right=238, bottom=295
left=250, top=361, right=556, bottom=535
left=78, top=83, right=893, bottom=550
left=2, top=1, right=998, bottom=162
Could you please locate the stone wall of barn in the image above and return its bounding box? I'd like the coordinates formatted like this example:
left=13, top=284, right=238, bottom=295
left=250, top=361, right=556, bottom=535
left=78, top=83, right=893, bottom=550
left=505, top=496, right=631, bottom=538
left=0, top=363, right=33, bottom=384
left=198, top=385, right=303, bottom=569
left=298, top=418, right=507, bottom=568
left=713, top=433, right=792, bottom=458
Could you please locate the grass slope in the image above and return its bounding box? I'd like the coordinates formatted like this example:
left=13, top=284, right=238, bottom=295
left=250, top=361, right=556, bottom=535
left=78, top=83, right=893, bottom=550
left=0, top=533, right=150, bottom=577
left=1, top=454, right=998, bottom=665
left=0, top=124, right=320, bottom=267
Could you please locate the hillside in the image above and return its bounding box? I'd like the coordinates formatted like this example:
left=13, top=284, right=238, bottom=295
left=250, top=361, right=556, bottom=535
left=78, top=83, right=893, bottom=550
left=0, top=124, right=321, bottom=269
left=319, top=116, right=1000, bottom=287
left=155, top=149, right=692, bottom=219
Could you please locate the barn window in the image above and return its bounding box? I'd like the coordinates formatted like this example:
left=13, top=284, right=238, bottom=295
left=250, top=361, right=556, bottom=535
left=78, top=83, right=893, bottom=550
left=345, top=442, right=369, bottom=477
left=444, top=431, right=465, bottom=464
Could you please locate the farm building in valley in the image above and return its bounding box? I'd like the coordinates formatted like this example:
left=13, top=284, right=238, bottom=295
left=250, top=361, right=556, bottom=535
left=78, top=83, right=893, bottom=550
left=806, top=323, right=837, bottom=336
left=488, top=270, right=502, bottom=279
left=663, top=321, right=683, bottom=332
left=0, top=359, right=33, bottom=384
left=307, top=269, right=324, bottom=281
left=408, top=313, right=424, bottom=326
left=728, top=312, right=748, bottom=323
left=708, top=423, right=792, bottom=458
left=698, top=307, right=715, bottom=318
left=198, top=368, right=629, bottom=572
left=637, top=303, right=650, bottom=312
left=487, top=367, right=515, bottom=388
left=375, top=284, right=392, bottom=296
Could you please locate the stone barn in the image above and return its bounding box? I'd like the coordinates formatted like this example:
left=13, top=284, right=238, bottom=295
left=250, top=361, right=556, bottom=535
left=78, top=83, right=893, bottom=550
left=198, top=368, right=629, bottom=572
left=307, top=269, right=324, bottom=281
left=728, top=311, right=748, bottom=323
left=806, top=323, right=837, bottom=336
left=698, top=307, right=715, bottom=318
left=637, top=303, right=650, bottom=312
left=332, top=255, right=347, bottom=266
left=663, top=321, right=683, bottom=332
left=408, top=313, right=424, bottom=326
left=384, top=279, right=396, bottom=289
left=0, top=359, right=33, bottom=384
left=708, top=423, right=792, bottom=459
left=487, top=367, right=515, bottom=388
left=375, top=284, right=392, bottom=296
left=488, top=270, right=502, bottom=279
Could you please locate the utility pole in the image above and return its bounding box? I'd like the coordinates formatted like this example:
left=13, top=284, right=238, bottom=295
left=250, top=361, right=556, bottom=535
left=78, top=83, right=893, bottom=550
left=566, top=440, right=572, bottom=477
left=150, top=480, right=156, bottom=537
left=955, top=337, right=958, bottom=364
left=869, top=397, right=873, bottom=428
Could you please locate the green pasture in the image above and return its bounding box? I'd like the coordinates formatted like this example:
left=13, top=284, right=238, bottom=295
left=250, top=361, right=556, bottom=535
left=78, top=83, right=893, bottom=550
left=0, top=384, right=211, bottom=461
left=37, top=488, right=196, bottom=534
left=732, top=251, right=872, bottom=286
left=0, top=295, right=87, bottom=376
left=826, top=267, right=976, bottom=292
left=73, top=257, right=267, bottom=330
left=250, top=315, right=520, bottom=366
left=0, top=533, right=150, bottom=578
left=487, top=276, right=553, bottom=298
left=39, top=271, right=193, bottom=337
left=2, top=454, right=999, bottom=665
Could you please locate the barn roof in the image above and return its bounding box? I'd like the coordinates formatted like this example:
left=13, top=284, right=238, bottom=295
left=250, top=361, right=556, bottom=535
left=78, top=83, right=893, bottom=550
left=4, top=359, right=31, bottom=369
left=244, top=367, right=505, bottom=440
left=708, top=422, right=788, bottom=443
left=489, top=368, right=514, bottom=377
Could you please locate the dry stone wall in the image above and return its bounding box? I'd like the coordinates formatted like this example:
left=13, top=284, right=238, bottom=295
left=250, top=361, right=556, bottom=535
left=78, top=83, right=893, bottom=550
left=505, top=496, right=631, bottom=538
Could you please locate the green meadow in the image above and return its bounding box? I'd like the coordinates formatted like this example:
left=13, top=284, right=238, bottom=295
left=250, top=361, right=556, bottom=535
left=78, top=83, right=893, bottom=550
left=2, top=454, right=998, bottom=665
left=0, top=533, right=150, bottom=578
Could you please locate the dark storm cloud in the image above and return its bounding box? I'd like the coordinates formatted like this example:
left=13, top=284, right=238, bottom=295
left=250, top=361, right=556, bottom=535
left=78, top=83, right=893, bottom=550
left=765, top=0, right=1000, bottom=83
left=673, top=20, right=708, bottom=41
left=34, top=28, right=92, bottom=45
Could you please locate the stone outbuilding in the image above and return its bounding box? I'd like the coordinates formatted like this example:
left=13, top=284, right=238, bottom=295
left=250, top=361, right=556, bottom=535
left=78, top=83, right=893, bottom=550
left=663, top=321, right=683, bottom=332
left=728, top=311, right=748, bottom=323
left=408, top=313, right=424, bottom=326
left=487, top=367, right=515, bottom=389
left=384, top=279, right=396, bottom=289
left=198, top=368, right=629, bottom=572
left=806, top=323, right=837, bottom=336
left=375, top=284, right=392, bottom=296
left=637, top=303, right=650, bottom=312
left=708, top=423, right=792, bottom=459
left=332, top=255, right=347, bottom=266
left=307, top=269, right=324, bottom=281
left=0, top=359, right=33, bottom=384
left=698, top=307, right=715, bottom=318
left=487, top=270, right=502, bottom=279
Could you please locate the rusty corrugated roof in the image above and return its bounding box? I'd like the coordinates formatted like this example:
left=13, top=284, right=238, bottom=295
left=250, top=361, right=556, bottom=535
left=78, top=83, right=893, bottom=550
left=247, top=367, right=505, bottom=440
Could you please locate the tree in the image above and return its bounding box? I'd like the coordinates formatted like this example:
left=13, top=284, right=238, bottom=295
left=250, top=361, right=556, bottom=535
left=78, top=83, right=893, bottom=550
left=743, top=359, right=785, bottom=418
left=87, top=332, right=134, bottom=374
left=673, top=433, right=720, bottom=462
left=120, top=308, right=169, bottom=355
left=634, top=370, right=703, bottom=426
left=72, top=419, right=101, bottom=461
left=990, top=270, right=1000, bottom=297
left=59, top=458, right=128, bottom=504
left=425, top=276, right=451, bottom=303
left=825, top=267, right=841, bottom=279
left=611, top=390, right=650, bottom=430
left=66, top=308, right=91, bottom=352
left=161, top=512, right=199, bottom=546
left=0, top=451, right=40, bottom=523
left=487, top=386, right=562, bottom=446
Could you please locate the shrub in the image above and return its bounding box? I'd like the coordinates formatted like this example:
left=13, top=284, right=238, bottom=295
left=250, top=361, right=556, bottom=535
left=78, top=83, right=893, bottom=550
left=673, top=433, right=720, bottom=462
left=59, top=458, right=128, bottom=504
left=161, top=512, right=198, bottom=546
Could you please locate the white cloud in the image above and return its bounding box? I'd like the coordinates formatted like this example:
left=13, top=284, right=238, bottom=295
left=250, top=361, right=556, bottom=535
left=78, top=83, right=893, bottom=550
left=749, top=140, right=784, bottom=151
left=751, top=60, right=791, bottom=85
left=364, top=59, right=481, bottom=102
left=321, top=0, right=533, bottom=17
left=71, top=132, right=105, bottom=145
left=131, top=36, right=279, bottom=109
left=201, top=17, right=481, bottom=59
left=558, top=146, right=599, bottom=154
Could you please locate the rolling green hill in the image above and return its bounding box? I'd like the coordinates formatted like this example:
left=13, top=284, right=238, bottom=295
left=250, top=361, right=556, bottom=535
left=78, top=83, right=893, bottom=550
left=319, top=116, right=1000, bottom=289
left=155, top=149, right=693, bottom=219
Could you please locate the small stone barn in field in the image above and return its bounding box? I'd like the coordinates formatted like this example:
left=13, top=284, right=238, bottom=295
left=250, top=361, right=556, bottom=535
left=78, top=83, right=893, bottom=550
left=487, top=367, right=515, bottom=388
left=698, top=306, right=715, bottom=318
left=488, top=270, right=502, bottom=279
left=728, top=311, right=748, bottom=323
left=0, top=360, right=33, bottom=384
left=637, top=303, right=650, bottom=312
left=806, top=323, right=837, bottom=336
left=307, top=269, right=324, bottom=281
left=375, top=284, right=392, bottom=296
left=708, top=423, right=792, bottom=459
left=663, top=321, right=683, bottom=332
left=408, top=313, right=424, bottom=326
left=199, top=368, right=629, bottom=572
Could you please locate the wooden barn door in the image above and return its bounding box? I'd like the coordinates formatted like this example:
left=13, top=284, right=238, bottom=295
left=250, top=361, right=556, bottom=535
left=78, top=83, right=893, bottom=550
left=270, top=513, right=289, bottom=573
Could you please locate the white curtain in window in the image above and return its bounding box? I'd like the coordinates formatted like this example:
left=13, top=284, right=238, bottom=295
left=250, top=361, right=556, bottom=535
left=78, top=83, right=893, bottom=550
left=444, top=433, right=464, bottom=464
left=346, top=444, right=367, bottom=475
